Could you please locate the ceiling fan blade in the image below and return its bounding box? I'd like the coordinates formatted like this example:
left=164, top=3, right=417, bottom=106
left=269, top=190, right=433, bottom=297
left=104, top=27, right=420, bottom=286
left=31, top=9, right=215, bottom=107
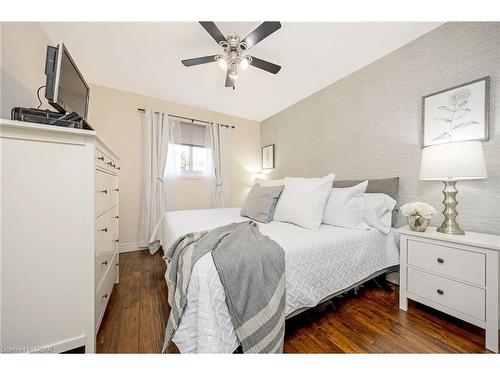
left=181, top=55, right=218, bottom=67
left=225, top=71, right=235, bottom=88
left=199, top=22, right=227, bottom=45
left=241, top=22, right=281, bottom=49
left=249, top=56, right=281, bottom=74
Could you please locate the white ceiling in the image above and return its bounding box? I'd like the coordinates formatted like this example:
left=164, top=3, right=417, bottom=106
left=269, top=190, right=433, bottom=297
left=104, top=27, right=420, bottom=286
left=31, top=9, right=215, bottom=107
left=40, top=22, right=442, bottom=121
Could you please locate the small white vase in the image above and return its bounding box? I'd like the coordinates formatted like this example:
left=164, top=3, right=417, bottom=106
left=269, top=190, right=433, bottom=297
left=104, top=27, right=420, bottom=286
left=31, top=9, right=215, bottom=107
left=407, top=215, right=430, bottom=232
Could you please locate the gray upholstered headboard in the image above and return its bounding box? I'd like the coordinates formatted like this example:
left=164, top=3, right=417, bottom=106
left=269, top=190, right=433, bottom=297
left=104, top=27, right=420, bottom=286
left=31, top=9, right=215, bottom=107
left=333, top=177, right=400, bottom=226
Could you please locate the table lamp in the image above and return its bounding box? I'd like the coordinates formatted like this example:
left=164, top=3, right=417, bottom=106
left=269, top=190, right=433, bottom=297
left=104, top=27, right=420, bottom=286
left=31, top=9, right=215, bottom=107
left=419, top=141, right=488, bottom=235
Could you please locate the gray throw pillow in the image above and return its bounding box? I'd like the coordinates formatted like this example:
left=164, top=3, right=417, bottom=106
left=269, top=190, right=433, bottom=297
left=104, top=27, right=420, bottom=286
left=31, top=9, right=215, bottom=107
left=240, top=184, right=284, bottom=223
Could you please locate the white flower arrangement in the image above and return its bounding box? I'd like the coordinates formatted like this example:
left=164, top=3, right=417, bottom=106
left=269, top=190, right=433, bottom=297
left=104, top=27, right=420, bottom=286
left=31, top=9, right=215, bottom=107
left=400, top=202, right=436, bottom=219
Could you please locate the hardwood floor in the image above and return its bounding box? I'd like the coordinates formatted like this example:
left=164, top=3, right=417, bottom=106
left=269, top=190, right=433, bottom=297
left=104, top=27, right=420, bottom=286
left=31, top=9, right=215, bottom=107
left=97, top=250, right=488, bottom=353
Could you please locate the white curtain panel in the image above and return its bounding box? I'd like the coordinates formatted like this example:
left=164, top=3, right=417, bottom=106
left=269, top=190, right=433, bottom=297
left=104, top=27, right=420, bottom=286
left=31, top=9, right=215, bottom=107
left=165, top=118, right=183, bottom=177
left=209, top=123, right=232, bottom=208
left=164, top=118, right=183, bottom=212
left=138, top=109, right=170, bottom=249
left=202, top=125, right=217, bottom=208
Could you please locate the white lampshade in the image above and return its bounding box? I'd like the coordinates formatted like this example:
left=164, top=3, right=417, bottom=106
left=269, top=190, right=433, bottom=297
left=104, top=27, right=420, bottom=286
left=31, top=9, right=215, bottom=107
left=420, top=141, right=488, bottom=181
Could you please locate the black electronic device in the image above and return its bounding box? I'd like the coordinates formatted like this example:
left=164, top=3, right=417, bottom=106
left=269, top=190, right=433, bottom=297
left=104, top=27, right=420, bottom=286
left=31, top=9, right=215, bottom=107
left=10, top=42, right=94, bottom=131
left=11, top=107, right=94, bottom=130
left=44, top=42, right=90, bottom=120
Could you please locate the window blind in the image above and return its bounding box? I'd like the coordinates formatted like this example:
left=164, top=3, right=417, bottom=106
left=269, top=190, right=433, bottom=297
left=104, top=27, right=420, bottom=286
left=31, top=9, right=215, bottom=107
left=178, top=121, right=207, bottom=147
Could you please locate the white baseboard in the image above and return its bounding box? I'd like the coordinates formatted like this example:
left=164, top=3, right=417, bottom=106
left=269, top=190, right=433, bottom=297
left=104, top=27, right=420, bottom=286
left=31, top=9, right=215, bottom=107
left=118, top=242, right=147, bottom=253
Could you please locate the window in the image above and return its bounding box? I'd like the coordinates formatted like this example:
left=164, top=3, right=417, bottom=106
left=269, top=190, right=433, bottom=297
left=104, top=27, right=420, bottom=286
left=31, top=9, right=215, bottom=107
left=165, top=121, right=212, bottom=177
left=174, top=143, right=208, bottom=176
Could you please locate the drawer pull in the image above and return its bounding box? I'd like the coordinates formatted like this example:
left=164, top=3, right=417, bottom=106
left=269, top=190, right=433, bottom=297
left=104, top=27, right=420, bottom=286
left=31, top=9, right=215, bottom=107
left=114, top=188, right=119, bottom=192
left=114, top=215, right=119, bottom=219
left=102, top=294, right=108, bottom=299
left=437, top=289, right=444, bottom=295
left=107, top=162, right=113, bottom=166
left=115, top=239, right=119, bottom=243
left=101, top=189, right=108, bottom=194
left=102, top=260, right=108, bottom=266
left=437, top=258, right=444, bottom=264
left=101, top=227, right=108, bottom=232
left=117, top=167, right=121, bottom=170
left=98, top=156, right=104, bottom=161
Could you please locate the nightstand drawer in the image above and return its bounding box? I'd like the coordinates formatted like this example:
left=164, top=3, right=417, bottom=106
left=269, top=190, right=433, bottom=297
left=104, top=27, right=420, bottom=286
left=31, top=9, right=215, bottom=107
left=407, top=268, right=485, bottom=321
left=407, top=239, right=485, bottom=285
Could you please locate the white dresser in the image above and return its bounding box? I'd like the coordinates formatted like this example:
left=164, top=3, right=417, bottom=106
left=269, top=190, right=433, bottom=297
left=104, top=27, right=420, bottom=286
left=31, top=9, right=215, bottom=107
left=398, top=226, right=499, bottom=353
left=0, top=119, right=120, bottom=353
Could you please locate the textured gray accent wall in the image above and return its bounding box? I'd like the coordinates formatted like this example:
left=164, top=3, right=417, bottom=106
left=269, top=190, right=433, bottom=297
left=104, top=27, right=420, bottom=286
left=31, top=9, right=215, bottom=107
left=261, top=22, right=500, bottom=234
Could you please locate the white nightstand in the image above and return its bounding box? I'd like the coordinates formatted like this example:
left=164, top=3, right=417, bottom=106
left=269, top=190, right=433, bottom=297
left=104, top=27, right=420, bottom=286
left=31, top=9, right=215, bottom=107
left=398, top=226, right=500, bottom=353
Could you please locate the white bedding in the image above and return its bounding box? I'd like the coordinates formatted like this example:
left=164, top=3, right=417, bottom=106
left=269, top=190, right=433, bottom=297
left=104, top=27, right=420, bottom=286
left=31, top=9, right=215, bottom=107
left=155, top=208, right=399, bottom=353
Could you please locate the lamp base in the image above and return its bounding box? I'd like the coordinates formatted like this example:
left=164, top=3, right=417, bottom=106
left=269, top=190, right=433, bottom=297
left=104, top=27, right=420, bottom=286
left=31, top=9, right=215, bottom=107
left=437, top=180, right=465, bottom=235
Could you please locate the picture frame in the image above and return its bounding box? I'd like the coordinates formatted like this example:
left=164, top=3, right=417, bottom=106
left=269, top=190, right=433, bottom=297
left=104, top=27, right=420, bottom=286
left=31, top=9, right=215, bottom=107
left=262, top=144, right=275, bottom=170
left=421, top=76, right=490, bottom=148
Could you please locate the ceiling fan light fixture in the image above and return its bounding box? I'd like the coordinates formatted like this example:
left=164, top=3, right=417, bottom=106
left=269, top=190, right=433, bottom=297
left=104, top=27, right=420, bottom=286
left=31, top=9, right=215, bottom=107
left=239, top=56, right=249, bottom=70
left=217, top=56, right=228, bottom=71
left=183, top=22, right=282, bottom=89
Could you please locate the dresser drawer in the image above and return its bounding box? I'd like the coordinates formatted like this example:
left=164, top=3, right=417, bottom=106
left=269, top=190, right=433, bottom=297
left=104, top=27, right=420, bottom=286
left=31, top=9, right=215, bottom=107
left=110, top=178, right=119, bottom=208
left=96, top=147, right=119, bottom=174
left=95, top=149, right=107, bottom=170
left=95, top=170, right=118, bottom=217
left=407, top=268, right=485, bottom=321
left=112, top=205, right=119, bottom=245
left=95, top=238, right=115, bottom=288
left=95, top=209, right=113, bottom=253
left=407, top=239, right=485, bottom=286
left=95, top=253, right=117, bottom=332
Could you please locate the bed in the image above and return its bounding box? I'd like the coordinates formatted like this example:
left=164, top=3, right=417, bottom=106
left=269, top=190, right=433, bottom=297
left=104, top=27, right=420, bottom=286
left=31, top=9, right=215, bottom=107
left=153, top=206, right=400, bottom=353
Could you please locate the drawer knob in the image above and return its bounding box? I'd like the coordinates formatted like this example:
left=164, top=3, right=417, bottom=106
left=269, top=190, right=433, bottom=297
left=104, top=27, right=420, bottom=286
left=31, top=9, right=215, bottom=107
left=437, top=289, right=444, bottom=295
left=114, top=216, right=119, bottom=219
left=101, top=227, right=108, bottom=232
left=107, top=162, right=113, bottom=166
left=98, top=156, right=104, bottom=161
left=101, top=189, right=108, bottom=194
left=115, top=239, right=119, bottom=243
left=102, top=294, right=108, bottom=299
left=437, top=258, right=444, bottom=264
left=117, top=167, right=121, bottom=170
left=114, top=188, right=119, bottom=192
left=102, top=260, right=108, bottom=266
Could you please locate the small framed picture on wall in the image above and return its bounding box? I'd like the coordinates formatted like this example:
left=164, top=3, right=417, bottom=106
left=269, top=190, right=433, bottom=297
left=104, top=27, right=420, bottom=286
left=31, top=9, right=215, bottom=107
left=262, top=144, right=275, bottom=170
left=421, top=76, right=490, bottom=147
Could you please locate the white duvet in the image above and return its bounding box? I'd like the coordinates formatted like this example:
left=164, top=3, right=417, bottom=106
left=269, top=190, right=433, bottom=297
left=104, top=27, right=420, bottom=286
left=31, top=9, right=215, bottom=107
left=154, top=208, right=399, bottom=353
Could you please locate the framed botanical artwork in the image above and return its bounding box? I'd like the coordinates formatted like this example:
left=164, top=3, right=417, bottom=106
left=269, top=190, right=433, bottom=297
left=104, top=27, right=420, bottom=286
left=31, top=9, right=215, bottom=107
left=262, top=144, right=275, bottom=170
left=421, top=76, right=490, bottom=147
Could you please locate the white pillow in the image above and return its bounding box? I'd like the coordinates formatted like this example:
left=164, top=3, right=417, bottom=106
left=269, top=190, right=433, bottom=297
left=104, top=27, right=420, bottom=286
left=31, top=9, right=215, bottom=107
left=274, top=174, right=335, bottom=229
left=254, top=178, right=285, bottom=187
left=363, top=193, right=396, bottom=234
left=322, top=181, right=368, bottom=228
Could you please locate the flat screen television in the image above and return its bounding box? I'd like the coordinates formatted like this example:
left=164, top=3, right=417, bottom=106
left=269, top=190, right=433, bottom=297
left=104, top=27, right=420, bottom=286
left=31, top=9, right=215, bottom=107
left=44, top=42, right=89, bottom=120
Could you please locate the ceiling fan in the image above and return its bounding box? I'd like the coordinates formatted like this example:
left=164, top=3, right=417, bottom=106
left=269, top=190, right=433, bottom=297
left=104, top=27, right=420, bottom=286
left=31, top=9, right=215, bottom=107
left=182, top=22, right=282, bottom=89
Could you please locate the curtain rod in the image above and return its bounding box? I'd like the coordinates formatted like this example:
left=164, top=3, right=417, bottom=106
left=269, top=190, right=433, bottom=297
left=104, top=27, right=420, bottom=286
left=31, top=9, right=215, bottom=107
left=137, top=108, right=235, bottom=129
